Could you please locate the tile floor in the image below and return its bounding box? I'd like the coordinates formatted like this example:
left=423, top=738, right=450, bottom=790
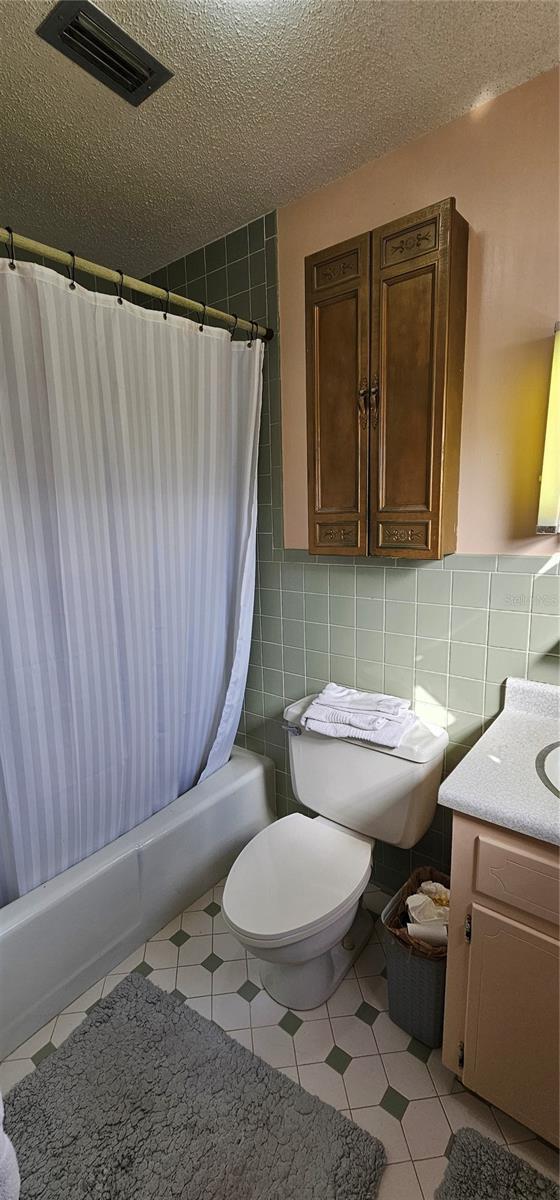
left=2, top=877, right=558, bottom=1199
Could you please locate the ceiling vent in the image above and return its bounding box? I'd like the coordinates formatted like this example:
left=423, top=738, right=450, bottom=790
left=36, top=0, right=173, bottom=107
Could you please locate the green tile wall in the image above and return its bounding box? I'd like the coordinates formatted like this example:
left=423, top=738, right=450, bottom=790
left=22, top=216, right=560, bottom=894
left=151, top=213, right=560, bottom=892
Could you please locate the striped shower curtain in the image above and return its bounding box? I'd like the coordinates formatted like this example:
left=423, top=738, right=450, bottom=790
left=0, top=260, right=263, bottom=905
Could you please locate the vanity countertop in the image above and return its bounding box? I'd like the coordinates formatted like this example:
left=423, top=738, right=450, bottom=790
left=439, top=677, right=560, bottom=847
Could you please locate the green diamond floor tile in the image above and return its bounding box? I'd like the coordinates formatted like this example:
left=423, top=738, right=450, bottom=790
left=238, top=979, right=260, bottom=1003
left=278, top=1010, right=303, bottom=1036
left=171, top=988, right=186, bottom=1001
left=86, top=999, right=102, bottom=1014
left=169, top=930, right=190, bottom=948
left=407, top=1037, right=431, bottom=1063
left=204, top=901, right=221, bottom=918
left=201, top=953, right=223, bottom=973
left=133, top=961, right=153, bottom=977
left=356, top=1000, right=379, bottom=1026
left=325, top=1046, right=352, bottom=1075
left=32, top=1042, right=56, bottom=1067
left=380, top=1086, right=409, bottom=1120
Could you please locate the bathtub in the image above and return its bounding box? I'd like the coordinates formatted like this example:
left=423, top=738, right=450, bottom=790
left=0, top=748, right=275, bottom=1059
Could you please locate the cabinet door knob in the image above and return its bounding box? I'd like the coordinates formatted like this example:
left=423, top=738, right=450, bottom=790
left=371, top=375, right=380, bottom=428
left=357, top=379, right=370, bottom=429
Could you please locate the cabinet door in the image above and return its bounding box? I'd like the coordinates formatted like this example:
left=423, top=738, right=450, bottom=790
left=369, top=199, right=467, bottom=558
left=305, top=234, right=370, bottom=555
left=463, top=903, right=559, bottom=1146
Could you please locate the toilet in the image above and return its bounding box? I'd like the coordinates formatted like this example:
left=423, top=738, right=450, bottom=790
left=223, top=695, right=448, bottom=1009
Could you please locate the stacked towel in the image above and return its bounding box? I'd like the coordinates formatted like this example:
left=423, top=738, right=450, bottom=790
left=301, top=683, right=418, bottom=748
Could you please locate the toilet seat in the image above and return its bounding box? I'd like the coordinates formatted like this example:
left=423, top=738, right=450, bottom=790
left=222, top=813, right=372, bottom=949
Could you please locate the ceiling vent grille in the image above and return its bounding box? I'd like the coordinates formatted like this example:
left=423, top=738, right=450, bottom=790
left=37, top=1, right=173, bottom=107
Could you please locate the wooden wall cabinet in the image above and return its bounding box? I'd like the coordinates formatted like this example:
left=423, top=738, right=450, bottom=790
left=305, top=198, right=468, bottom=558
left=442, top=813, right=560, bottom=1146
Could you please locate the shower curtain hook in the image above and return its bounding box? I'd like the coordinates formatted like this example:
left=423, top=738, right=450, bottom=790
left=247, top=319, right=256, bottom=348
left=198, top=304, right=206, bottom=333
left=4, top=226, right=16, bottom=270
left=230, top=313, right=238, bottom=341
left=115, top=269, right=124, bottom=305
left=162, top=289, right=170, bottom=320
left=66, top=250, right=76, bottom=290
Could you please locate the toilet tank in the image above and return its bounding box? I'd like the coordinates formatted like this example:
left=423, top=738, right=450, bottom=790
left=283, top=696, right=448, bottom=850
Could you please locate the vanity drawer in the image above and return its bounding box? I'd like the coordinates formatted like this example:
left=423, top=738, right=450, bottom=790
left=473, top=833, right=560, bottom=927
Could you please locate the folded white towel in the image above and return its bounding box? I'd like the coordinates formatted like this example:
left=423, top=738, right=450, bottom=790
left=303, top=702, right=401, bottom=732
left=304, top=711, right=417, bottom=749
left=311, top=683, right=411, bottom=718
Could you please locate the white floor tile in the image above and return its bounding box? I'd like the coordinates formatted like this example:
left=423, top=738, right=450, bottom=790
left=298, top=1062, right=348, bottom=1110
left=212, top=932, right=246, bottom=961
left=279, top=1065, right=300, bottom=1084
left=293, top=1018, right=334, bottom=1065
left=414, top=1156, right=448, bottom=1200
left=510, top=1138, right=560, bottom=1183
left=249, top=990, right=287, bottom=1027
left=402, top=1098, right=452, bottom=1160
left=246, top=959, right=262, bottom=986
left=441, top=1092, right=504, bottom=1143
left=101, top=975, right=123, bottom=997
left=212, top=959, right=248, bottom=995
left=227, top=1028, right=253, bottom=1052
left=213, top=883, right=225, bottom=903
left=111, top=946, right=145, bottom=974
left=183, top=995, right=211, bottom=1020
left=331, top=1015, right=377, bottom=1058
left=343, top=1054, right=387, bottom=1108
left=382, top=1052, right=436, bottom=1101
left=359, top=975, right=388, bottom=1011
left=212, top=912, right=228, bottom=934
left=212, top=993, right=251, bottom=1031
left=52, top=1012, right=85, bottom=1048
left=372, top=1011, right=410, bottom=1053
left=377, top=1162, right=423, bottom=1200
left=352, top=1106, right=410, bottom=1163
left=0, top=1059, right=34, bottom=1093
left=490, top=1106, right=536, bottom=1144
left=150, top=916, right=181, bottom=940
left=354, top=940, right=385, bottom=978
left=176, top=965, right=213, bottom=998
left=252, top=1025, right=296, bottom=1069
left=148, top=968, right=178, bottom=993
left=291, top=1002, right=329, bottom=1021
left=326, top=979, right=362, bottom=1017
left=7, top=1019, right=56, bottom=1060
left=182, top=909, right=213, bottom=936
left=427, top=1048, right=458, bottom=1096
left=144, top=940, right=178, bottom=970
left=178, top=935, right=212, bottom=966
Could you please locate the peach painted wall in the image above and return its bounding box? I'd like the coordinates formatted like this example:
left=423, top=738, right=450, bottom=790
left=279, top=68, right=559, bottom=555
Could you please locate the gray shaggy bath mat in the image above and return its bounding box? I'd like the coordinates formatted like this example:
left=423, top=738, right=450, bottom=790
left=5, top=973, right=386, bottom=1199
left=435, top=1128, right=559, bottom=1199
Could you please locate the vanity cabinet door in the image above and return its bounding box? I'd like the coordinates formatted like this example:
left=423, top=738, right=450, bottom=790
left=305, top=234, right=370, bottom=555
left=463, top=903, right=559, bottom=1146
left=369, top=198, right=468, bottom=559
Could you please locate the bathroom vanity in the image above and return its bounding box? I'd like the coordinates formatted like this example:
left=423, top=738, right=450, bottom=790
left=439, top=678, right=560, bottom=1147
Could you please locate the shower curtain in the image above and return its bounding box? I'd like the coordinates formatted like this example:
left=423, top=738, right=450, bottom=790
left=0, top=260, right=263, bottom=905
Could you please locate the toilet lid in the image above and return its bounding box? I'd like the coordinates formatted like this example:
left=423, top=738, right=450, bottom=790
left=222, top=814, right=372, bottom=947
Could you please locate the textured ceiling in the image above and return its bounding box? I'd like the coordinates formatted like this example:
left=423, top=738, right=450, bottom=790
left=0, top=0, right=558, bottom=277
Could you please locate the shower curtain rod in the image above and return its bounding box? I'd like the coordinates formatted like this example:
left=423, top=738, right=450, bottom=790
left=0, top=225, right=274, bottom=342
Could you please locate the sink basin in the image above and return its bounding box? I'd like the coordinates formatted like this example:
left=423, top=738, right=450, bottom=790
left=536, top=741, right=560, bottom=799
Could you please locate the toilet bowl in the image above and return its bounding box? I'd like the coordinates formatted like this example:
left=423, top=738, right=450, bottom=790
left=222, top=695, right=448, bottom=1008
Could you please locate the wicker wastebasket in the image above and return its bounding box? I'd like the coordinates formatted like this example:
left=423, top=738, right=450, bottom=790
left=380, top=867, right=449, bottom=1048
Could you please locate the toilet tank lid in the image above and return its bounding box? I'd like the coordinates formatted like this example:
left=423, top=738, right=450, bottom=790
left=283, top=696, right=448, bottom=764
